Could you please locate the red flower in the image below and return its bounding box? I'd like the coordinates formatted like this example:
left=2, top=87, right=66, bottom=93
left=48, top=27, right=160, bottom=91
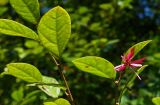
left=115, top=48, right=145, bottom=79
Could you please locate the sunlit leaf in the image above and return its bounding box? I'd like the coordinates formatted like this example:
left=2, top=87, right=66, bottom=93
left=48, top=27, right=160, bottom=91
left=38, top=76, right=61, bottom=98
left=5, top=63, right=42, bottom=82
left=72, top=56, right=116, bottom=79
left=0, top=19, right=39, bottom=40
left=0, top=0, right=8, bottom=6
left=10, top=0, right=40, bottom=24
left=54, top=98, right=71, bottom=105
left=125, top=40, right=152, bottom=58
left=44, top=102, right=57, bottom=105
left=44, top=98, right=71, bottom=105
left=38, top=6, right=71, bottom=58
left=152, top=97, right=160, bottom=105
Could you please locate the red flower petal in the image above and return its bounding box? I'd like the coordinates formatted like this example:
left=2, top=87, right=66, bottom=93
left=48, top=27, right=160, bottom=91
left=131, top=58, right=145, bottom=64
left=127, top=48, right=134, bottom=61
left=115, top=64, right=126, bottom=72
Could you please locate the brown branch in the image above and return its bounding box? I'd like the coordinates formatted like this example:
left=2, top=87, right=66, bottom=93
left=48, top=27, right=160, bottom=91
left=50, top=54, right=75, bottom=105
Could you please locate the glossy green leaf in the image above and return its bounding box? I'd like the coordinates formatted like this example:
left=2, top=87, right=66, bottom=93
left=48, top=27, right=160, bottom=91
left=0, top=19, right=39, bottom=40
left=38, top=6, right=71, bottom=58
left=72, top=56, right=116, bottom=79
left=44, top=98, right=70, bottom=105
left=38, top=76, right=61, bottom=98
left=10, top=0, right=40, bottom=24
left=152, top=97, right=160, bottom=105
left=125, top=40, right=152, bottom=58
left=5, top=63, right=42, bottom=82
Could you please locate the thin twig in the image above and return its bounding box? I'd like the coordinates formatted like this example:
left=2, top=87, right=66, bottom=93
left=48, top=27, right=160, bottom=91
left=118, top=70, right=136, bottom=104
left=114, top=71, right=126, bottom=105
left=114, top=72, right=121, bottom=105
left=114, top=83, right=120, bottom=105
left=50, top=54, right=75, bottom=105
left=118, top=77, right=131, bottom=104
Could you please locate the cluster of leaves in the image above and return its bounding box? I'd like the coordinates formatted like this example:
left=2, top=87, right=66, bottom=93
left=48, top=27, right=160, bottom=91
left=0, top=0, right=72, bottom=105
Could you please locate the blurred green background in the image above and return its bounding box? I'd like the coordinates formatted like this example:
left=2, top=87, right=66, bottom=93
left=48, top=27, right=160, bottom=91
left=0, top=0, right=160, bottom=105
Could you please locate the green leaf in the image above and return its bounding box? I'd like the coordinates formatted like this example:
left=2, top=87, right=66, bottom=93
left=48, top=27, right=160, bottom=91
left=72, top=56, right=116, bottom=79
left=54, top=98, right=71, bottom=105
left=44, top=102, right=57, bottom=105
left=0, top=0, right=8, bottom=6
left=127, top=65, right=148, bottom=88
left=25, top=40, right=39, bottom=48
left=27, top=82, right=66, bottom=91
left=119, top=65, right=148, bottom=100
left=99, top=3, right=113, bottom=10
left=11, top=86, right=24, bottom=102
left=0, top=70, right=8, bottom=77
left=24, top=90, right=41, bottom=99
left=125, top=40, right=152, bottom=58
left=152, top=97, right=160, bottom=105
left=38, top=76, right=61, bottom=98
left=44, top=98, right=71, bottom=105
left=10, top=0, right=40, bottom=24
left=5, top=63, right=42, bottom=82
left=38, top=6, right=71, bottom=58
left=0, top=7, right=8, bottom=16
left=0, top=19, right=39, bottom=40
left=20, top=90, right=41, bottom=105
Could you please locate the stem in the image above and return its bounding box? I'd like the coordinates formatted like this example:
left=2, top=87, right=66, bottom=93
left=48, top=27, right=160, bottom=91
left=114, top=71, right=125, bottom=105
left=115, top=80, right=121, bottom=105
left=50, top=54, right=75, bottom=105
left=114, top=72, right=121, bottom=105
left=118, top=70, right=135, bottom=104
left=118, top=77, right=131, bottom=104
left=114, top=83, right=120, bottom=105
